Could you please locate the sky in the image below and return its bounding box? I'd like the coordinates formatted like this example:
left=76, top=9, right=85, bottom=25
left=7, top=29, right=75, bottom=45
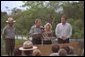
left=1, top=1, right=79, bottom=15
left=1, top=1, right=27, bottom=14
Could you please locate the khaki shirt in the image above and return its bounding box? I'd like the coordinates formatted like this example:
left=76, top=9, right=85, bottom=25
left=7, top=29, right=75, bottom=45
left=2, top=25, right=15, bottom=39
left=29, top=25, right=43, bottom=36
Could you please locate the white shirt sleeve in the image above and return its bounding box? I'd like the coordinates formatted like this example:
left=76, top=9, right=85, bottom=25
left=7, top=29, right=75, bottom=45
left=55, top=24, right=62, bottom=38
left=66, top=24, right=72, bottom=38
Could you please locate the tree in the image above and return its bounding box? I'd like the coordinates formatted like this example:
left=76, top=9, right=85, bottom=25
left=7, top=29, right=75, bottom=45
left=7, top=1, right=84, bottom=38
left=1, top=12, right=8, bottom=29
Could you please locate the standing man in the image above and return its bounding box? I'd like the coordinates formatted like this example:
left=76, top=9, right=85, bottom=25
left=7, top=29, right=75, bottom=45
left=2, top=17, right=16, bottom=56
left=55, top=15, right=72, bottom=43
left=29, top=19, right=43, bottom=45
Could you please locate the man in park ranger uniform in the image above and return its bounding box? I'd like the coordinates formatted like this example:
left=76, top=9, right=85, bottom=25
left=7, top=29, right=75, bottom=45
left=2, top=17, right=16, bottom=56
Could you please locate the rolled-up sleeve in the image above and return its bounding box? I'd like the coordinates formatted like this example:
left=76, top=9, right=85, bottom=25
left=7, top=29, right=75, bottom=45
left=29, top=26, right=34, bottom=36
left=2, top=26, right=6, bottom=38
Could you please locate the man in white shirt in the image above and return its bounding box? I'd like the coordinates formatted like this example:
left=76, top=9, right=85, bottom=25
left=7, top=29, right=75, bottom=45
left=55, top=15, right=72, bottom=43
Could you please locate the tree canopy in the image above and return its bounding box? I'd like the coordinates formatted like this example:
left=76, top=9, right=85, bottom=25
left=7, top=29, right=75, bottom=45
left=1, top=1, right=84, bottom=38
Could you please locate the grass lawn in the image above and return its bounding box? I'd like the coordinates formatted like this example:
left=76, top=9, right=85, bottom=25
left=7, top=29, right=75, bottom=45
left=15, top=39, right=26, bottom=47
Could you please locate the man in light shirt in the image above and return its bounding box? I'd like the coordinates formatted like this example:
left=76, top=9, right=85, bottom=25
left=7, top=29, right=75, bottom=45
left=55, top=15, right=72, bottom=43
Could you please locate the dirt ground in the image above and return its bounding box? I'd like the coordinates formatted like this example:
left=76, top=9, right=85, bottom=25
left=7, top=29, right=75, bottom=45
left=2, top=40, right=83, bottom=56
left=33, top=42, right=83, bottom=56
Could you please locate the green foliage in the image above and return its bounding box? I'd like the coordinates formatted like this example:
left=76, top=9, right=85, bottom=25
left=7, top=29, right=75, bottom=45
left=1, top=1, right=84, bottom=38
left=1, top=12, right=8, bottom=29
left=68, top=18, right=84, bottom=38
